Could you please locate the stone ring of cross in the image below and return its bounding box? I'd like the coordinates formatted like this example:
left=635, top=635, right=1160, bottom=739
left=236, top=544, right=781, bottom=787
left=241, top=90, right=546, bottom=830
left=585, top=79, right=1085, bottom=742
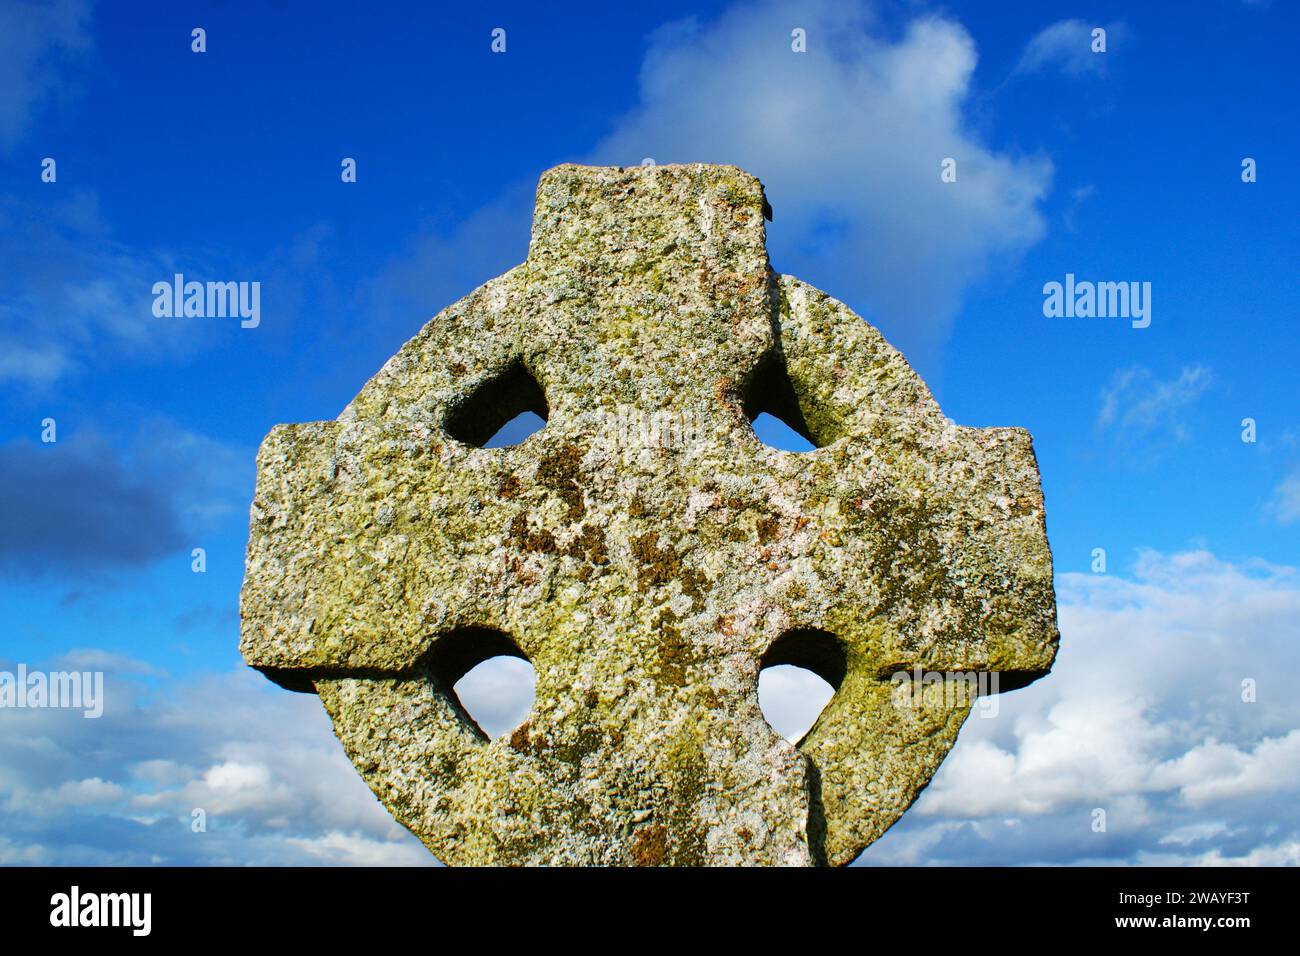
left=239, top=164, right=1059, bottom=866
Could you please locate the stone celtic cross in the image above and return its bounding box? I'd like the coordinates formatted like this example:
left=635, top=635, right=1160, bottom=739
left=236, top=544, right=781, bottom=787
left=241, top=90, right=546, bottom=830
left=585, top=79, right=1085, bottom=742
left=239, top=163, right=1058, bottom=866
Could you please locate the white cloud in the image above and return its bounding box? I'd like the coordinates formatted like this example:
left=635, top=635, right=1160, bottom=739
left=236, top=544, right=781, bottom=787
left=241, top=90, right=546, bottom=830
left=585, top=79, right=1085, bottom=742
left=4, top=547, right=1299, bottom=866
left=860, top=549, right=1300, bottom=865
left=0, top=189, right=333, bottom=390
left=284, top=830, right=431, bottom=867
left=0, top=192, right=209, bottom=389
left=4, top=776, right=125, bottom=815
left=1159, top=820, right=1229, bottom=847
left=452, top=657, right=536, bottom=739
left=0, top=664, right=431, bottom=865
left=53, top=648, right=166, bottom=676
left=916, top=694, right=1172, bottom=818
left=586, top=0, right=1052, bottom=362
left=759, top=664, right=834, bottom=742
left=1270, top=469, right=1300, bottom=525
left=357, top=2, right=1052, bottom=373
left=1097, top=364, right=1213, bottom=446
left=1015, top=19, right=1128, bottom=78
left=203, top=761, right=273, bottom=793
left=1151, top=731, right=1300, bottom=805
left=1063, top=184, right=1095, bottom=231
left=1137, top=839, right=1300, bottom=867
left=0, top=342, right=71, bottom=387
left=0, top=834, right=47, bottom=865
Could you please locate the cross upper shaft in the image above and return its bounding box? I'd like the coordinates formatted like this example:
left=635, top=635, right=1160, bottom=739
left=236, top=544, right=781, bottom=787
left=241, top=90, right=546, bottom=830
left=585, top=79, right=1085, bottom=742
left=239, top=163, right=1058, bottom=866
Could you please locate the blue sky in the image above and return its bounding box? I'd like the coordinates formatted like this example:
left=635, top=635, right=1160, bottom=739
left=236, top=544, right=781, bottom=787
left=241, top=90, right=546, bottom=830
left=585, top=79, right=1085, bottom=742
left=1, top=0, right=1298, bottom=865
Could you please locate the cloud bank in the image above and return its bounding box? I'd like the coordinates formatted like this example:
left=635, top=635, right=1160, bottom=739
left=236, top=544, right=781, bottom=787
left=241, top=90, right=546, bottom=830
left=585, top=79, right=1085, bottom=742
left=4, top=549, right=1297, bottom=866
left=860, top=549, right=1300, bottom=865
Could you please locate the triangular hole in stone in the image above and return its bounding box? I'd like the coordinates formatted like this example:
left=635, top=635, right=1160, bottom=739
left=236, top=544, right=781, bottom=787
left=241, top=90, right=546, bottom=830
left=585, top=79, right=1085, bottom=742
left=759, top=628, right=846, bottom=744
left=759, top=666, right=835, bottom=743
left=741, top=351, right=827, bottom=451
left=444, top=361, right=548, bottom=447
left=485, top=411, right=546, bottom=448
left=426, top=627, right=536, bottom=739
left=751, top=412, right=815, bottom=453
left=454, top=656, right=537, bottom=739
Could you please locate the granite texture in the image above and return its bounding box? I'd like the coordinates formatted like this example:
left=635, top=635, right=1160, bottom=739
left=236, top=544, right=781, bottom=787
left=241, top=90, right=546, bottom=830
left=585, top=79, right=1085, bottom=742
left=239, top=163, right=1059, bottom=866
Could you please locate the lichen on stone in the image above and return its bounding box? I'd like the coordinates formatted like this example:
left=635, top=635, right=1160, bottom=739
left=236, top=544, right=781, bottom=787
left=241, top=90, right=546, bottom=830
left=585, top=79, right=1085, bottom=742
left=239, top=163, right=1059, bottom=866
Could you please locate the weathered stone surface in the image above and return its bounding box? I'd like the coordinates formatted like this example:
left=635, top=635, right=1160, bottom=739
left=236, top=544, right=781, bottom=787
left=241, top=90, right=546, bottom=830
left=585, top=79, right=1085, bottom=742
left=239, top=163, right=1059, bottom=866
